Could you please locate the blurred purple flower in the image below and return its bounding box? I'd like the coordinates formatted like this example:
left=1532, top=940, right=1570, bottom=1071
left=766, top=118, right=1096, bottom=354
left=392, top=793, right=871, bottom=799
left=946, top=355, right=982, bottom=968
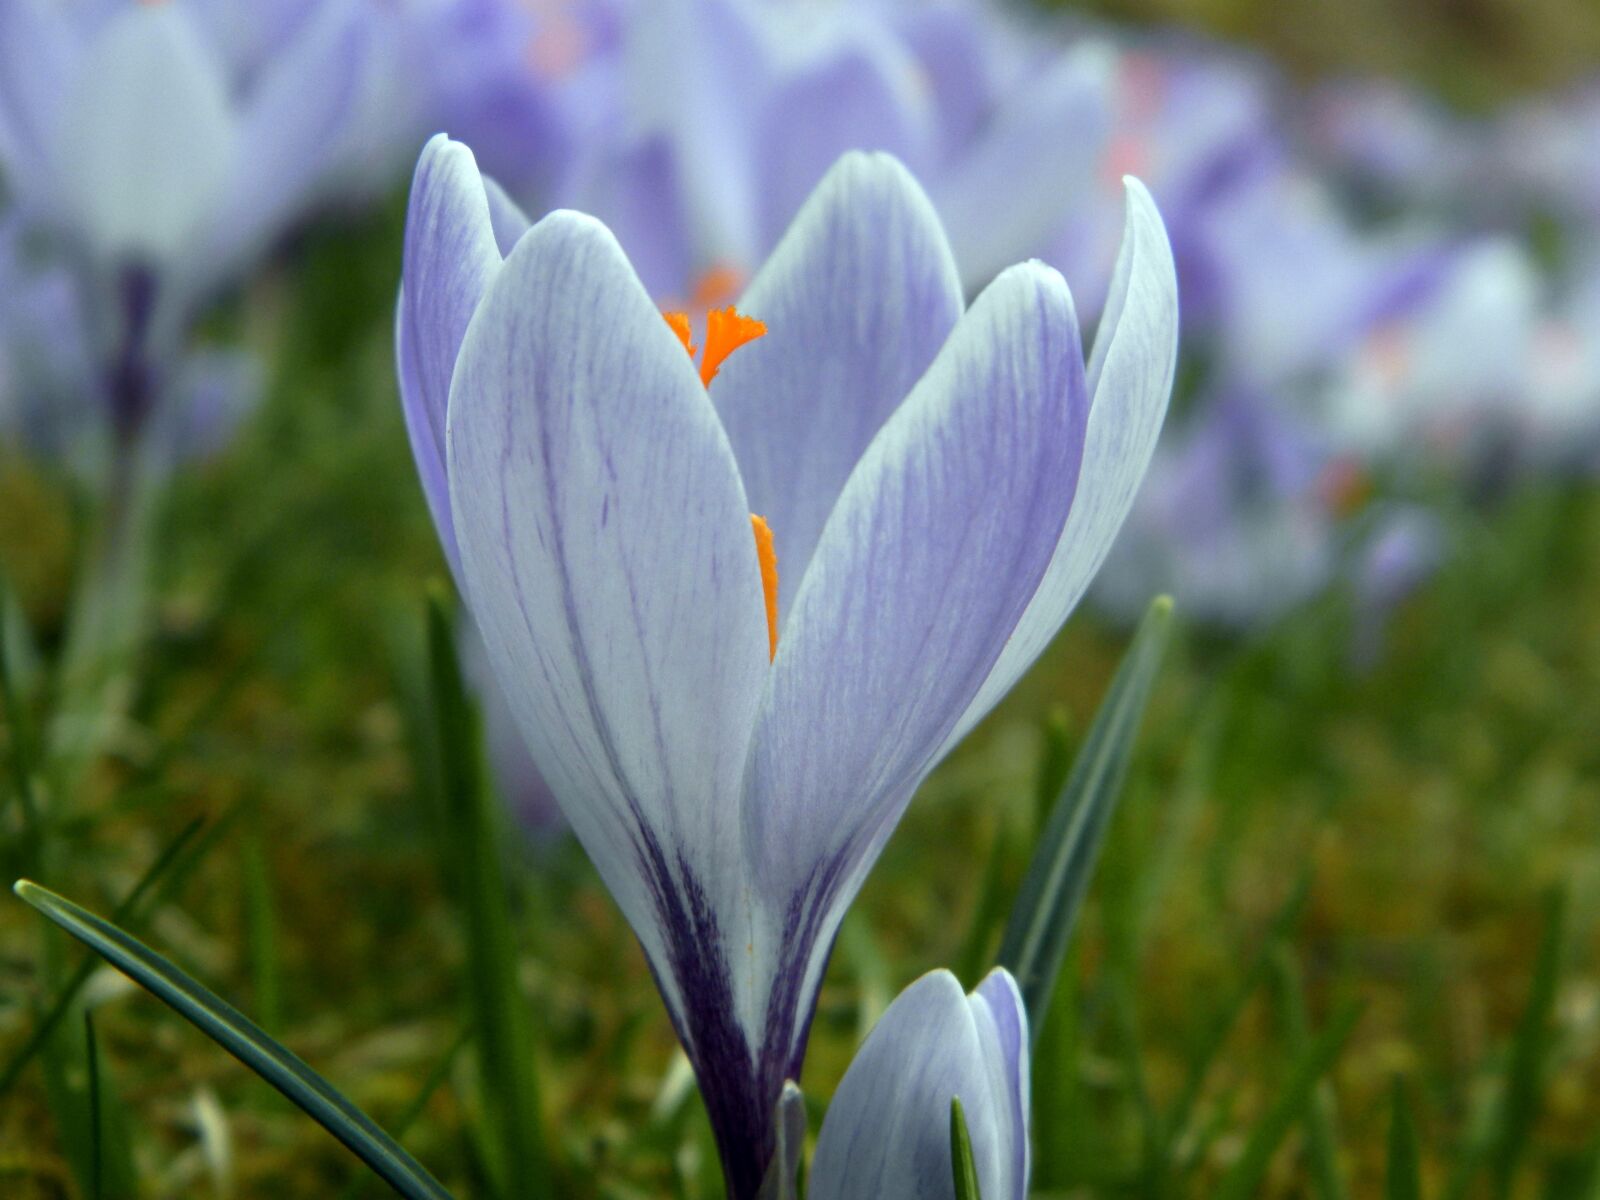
left=1300, top=78, right=1489, bottom=214
left=397, top=136, right=1178, bottom=1193
left=809, top=968, right=1029, bottom=1200
left=1095, top=391, right=1339, bottom=627
left=561, top=0, right=1116, bottom=303
left=1492, top=80, right=1600, bottom=225
left=0, top=211, right=260, bottom=472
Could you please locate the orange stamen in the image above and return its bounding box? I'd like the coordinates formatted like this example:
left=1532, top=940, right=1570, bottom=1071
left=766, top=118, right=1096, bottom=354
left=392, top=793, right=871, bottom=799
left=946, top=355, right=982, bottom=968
left=663, top=311, right=695, bottom=358
left=690, top=263, right=746, bottom=311
left=750, top=514, right=779, bottom=661
left=700, top=306, right=767, bottom=386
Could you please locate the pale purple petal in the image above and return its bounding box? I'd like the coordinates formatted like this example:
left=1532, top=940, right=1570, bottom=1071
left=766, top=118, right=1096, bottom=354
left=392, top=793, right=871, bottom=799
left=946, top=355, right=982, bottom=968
left=197, top=0, right=368, bottom=284
left=566, top=134, right=696, bottom=301
left=753, top=38, right=931, bottom=253
left=624, top=0, right=772, bottom=271
left=930, top=43, right=1115, bottom=290
left=55, top=5, right=236, bottom=263
left=944, top=178, right=1177, bottom=754
left=445, top=208, right=774, bottom=1189
left=894, top=2, right=999, bottom=158
left=398, top=134, right=515, bottom=580
left=716, top=151, right=962, bottom=623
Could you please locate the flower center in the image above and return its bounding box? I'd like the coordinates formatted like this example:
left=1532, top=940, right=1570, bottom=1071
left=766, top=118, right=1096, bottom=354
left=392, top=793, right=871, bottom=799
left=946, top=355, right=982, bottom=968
left=662, top=306, right=777, bottom=658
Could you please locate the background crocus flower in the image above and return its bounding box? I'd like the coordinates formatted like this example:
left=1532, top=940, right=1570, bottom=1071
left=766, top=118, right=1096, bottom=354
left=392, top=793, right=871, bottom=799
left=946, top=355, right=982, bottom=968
left=0, top=211, right=261, bottom=474
left=399, top=136, right=1178, bottom=1193
left=808, top=968, right=1029, bottom=1200
left=1094, top=392, right=1339, bottom=628
left=563, top=0, right=1115, bottom=302
left=0, top=0, right=365, bottom=320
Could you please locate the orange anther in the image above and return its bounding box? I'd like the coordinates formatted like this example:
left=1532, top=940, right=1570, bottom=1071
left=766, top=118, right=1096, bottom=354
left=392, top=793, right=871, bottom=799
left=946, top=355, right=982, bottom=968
left=700, top=306, right=766, bottom=386
left=663, top=311, right=695, bottom=358
left=750, top=514, right=779, bottom=661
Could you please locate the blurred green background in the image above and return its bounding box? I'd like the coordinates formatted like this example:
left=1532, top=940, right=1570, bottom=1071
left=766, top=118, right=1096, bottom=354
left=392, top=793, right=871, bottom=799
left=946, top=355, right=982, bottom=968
left=3, top=2, right=1600, bottom=1198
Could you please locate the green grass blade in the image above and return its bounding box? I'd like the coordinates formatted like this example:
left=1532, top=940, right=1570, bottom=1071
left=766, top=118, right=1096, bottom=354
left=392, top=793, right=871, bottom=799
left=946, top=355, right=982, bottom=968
left=1212, top=1000, right=1363, bottom=1200
left=13, top=880, right=456, bottom=1200
left=0, top=584, right=43, bottom=870
left=1163, top=872, right=1313, bottom=1173
left=425, top=592, right=551, bottom=1198
left=39, top=968, right=137, bottom=1199
left=1489, top=886, right=1567, bottom=1200
left=1271, top=945, right=1348, bottom=1200
left=955, top=820, right=1016, bottom=988
left=242, top=826, right=282, bottom=1032
left=951, top=1097, right=983, bottom=1200
left=1031, top=945, right=1089, bottom=1190
left=1387, top=1078, right=1422, bottom=1200
left=336, top=1023, right=472, bottom=1200
left=997, top=596, right=1174, bottom=1033
left=0, top=814, right=208, bottom=1097
left=84, top=1011, right=104, bottom=1200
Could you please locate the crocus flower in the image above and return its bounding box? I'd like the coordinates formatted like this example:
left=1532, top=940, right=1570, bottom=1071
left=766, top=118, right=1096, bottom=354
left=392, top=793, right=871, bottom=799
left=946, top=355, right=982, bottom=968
left=399, top=134, right=1176, bottom=1193
left=808, top=968, right=1029, bottom=1200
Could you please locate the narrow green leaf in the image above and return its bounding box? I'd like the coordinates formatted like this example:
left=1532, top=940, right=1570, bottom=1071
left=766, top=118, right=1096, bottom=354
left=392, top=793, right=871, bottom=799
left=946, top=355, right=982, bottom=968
left=13, top=880, right=456, bottom=1200
left=0, top=814, right=208, bottom=1096
left=1212, top=1000, right=1363, bottom=1200
left=1271, top=946, right=1348, bottom=1200
left=951, top=1097, right=983, bottom=1200
left=997, top=596, right=1174, bottom=1034
left=1489, top=886, right=1567, bottom=1200
left=425, top=591, right=551, bottom=1198
left=1386, top=1078, right=1422, bottom=1200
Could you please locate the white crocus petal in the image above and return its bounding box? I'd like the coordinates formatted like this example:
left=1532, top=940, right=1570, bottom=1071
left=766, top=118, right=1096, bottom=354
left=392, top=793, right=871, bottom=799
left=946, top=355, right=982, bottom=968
left=942, top=177, right=1178, bottom=755
left=809, top=969, right=1030, bottom=1200
left=446, top=208, right=771, bottom=1043
left=56, top=5, right=236, bottom=264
